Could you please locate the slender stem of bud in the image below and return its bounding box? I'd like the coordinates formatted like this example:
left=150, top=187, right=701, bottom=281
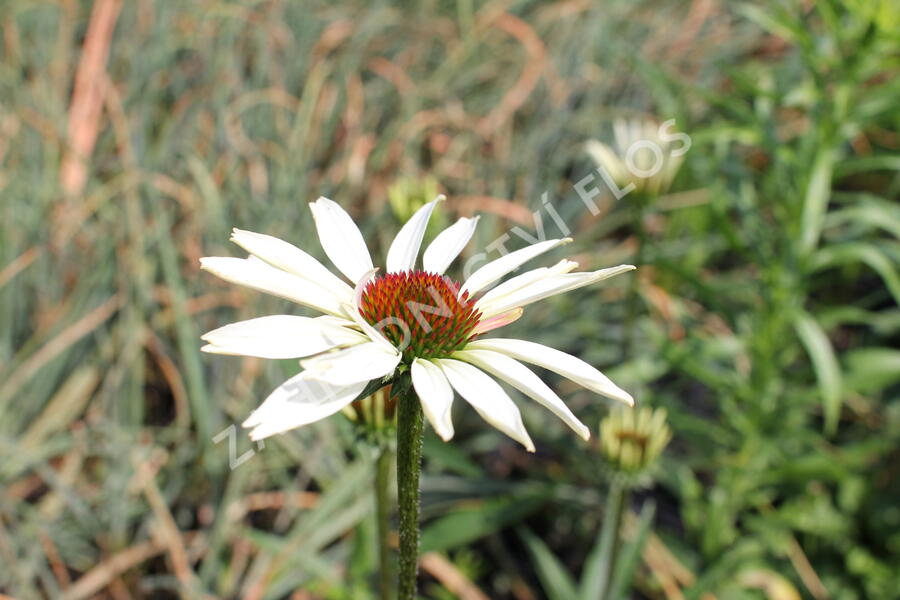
left=623, top=194, right=647, bottom=362
left=396, top=380, right=424, bottom=599
left=596, top=478, right=628, bottom=599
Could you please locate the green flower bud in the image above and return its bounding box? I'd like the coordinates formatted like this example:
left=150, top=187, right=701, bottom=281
left=599, top=406, right=671, bottom=478
left=342, top=386, right=397, bottom=445
left=388, top=177, right=445, bottom=232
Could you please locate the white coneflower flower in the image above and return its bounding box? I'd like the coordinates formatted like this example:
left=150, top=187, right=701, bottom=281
left=586, top=119, right=686, bottom=196
left=201, top=196, right=634, bottom=451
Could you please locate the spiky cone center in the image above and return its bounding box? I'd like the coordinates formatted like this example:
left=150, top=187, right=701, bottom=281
left=359, top=271, right=482, bottom=361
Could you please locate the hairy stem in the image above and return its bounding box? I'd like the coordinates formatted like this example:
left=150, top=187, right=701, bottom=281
left=396, top=383, right=424, bottom=599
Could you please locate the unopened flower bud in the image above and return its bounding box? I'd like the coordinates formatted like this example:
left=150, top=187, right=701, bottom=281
left=388, top=177, right=444, bottom=227
left=600, top=406, right=671, bottom=477
left=342, top=386, right=397, bottom=444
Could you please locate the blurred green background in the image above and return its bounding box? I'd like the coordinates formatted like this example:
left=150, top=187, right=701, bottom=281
left=2, top=0, right=899, bottom=598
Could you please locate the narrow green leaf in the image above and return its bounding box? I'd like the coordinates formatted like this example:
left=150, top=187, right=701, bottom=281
left=156, top=212, right=213, bottom=445
left=826, top=200, right=900, bottom=241
left=844, top=347, right=900, bottom=394
left=518, top=527, right=579, bottom=600
left=793, top=311, right=843, bottom=435
left=420, top=495, right=545, bottom=553
left=737, top=3, right=807, bottom=46
left=834, top=154, right=900, bottom=177
left=422, top=436, right=484, bottom=478
left=812, top=242, right=900, bottom=305
left=581, top=481, right=626, bottom=600
left=801, top=148, right=837, bottom=254
left=607, top=502, right=656, bottom=600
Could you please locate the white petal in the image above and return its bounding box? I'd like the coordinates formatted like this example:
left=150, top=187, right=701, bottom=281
left=477, top=259, right=578, bottom=306
left=230, top=228, right=353, bottom=301
left=200, top=256, right=345, bottom=317
left=386, top=196, right=444, bottom=273
left=454, top=349, right=589, bottom=440
left=471, top=308, right=524, bottom=335
left=200, top=315, right=367, bottom=359
left=465, top=338, right=633, bottom=405
left=343, top=302, right=399, bottom=353
left=434, top=358, right=535, bottom=452
left=315, top=315, right=359, bottom=329
left=300, top=342, right=400, bottom=386
left=242, top=372, right=369, bottom=440
left=478, top=265, right=636, bottom=318
left=411, top=358, right=455, bottom=441
left=309, top=197, right=374, bottom=283
left=586, top=140, right=629, bottom=185
left=460, top=238, right=572, bottom=297
left=423, top=216, right=480, bottom=275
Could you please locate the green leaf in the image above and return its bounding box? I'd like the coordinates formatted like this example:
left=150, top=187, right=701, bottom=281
left=844, top=347, right=900, bottom=394
left=580, top=481, right=625, bottom=600
left=800, top=148, right=837, bottom=254
left=737, top=3, right=809, bottom=48
left=422, top=437, right=484, bottom=478
left=826, top=197, right=900, bottom=240
left=420, top=494, right=545, bottom=553
left=156, top=212, right=214, bottom=451
left=834, top=154, right=900, bottom=177
left=792, top=311, right=843, bottom=435
left=607, top=501, right=656, bottom=600
left=812, top=242, right=900, bottom=305
left=354, top=375, right=393, bottom=403
left=517, top=527, right=579, bottom=600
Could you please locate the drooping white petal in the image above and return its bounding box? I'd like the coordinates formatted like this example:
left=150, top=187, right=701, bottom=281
left=309, top=197, right=374, bottom=283
left=201, top=315, right=367, bottom=359
left=423, top=216, right=480, bottom=275
left=242, top=372, right=369, bottom=440
left=200, top=256, right=345, bottom=317
left=434, top=358, right=535, bottom=452
left=460, top=238, right=572, bottom=297
left=386, top=196, right=444, bottom=273
left=471, top=308, right=524, bottom=335
left=478, top=265, right=636, bottom=318
left=230, top=228, right=353, bottom=301
left=411, top=358, right=455, bottom=441
left=465, top=338, right=633, bottom=405
left=300, top=342, right=401, bottom=386
left=477, top=259, right=579, bottom=306
left=454, top=349, right=590, bottom=440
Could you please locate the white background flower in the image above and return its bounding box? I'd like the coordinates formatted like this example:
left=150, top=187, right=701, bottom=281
left=586, top=118, right=687, bottom=196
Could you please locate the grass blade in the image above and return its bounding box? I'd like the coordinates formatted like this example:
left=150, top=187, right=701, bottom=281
left=518, top=527, right=578, bottom=600
left=793, top=311, right=843, bottom=435
left=607, top=501, right=656, bottom=600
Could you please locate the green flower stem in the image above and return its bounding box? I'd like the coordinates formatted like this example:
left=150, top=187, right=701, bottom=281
left=396, top=383, right=424, bottom=599
left=597, top=478, right=628, bottom=600
left=375, top=445, right=393, bottom=600
left=623, top=194, right=648, bottom=362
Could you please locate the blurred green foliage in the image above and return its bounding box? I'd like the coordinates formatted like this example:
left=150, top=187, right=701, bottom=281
left=1, top=0, right=898, bottom=598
